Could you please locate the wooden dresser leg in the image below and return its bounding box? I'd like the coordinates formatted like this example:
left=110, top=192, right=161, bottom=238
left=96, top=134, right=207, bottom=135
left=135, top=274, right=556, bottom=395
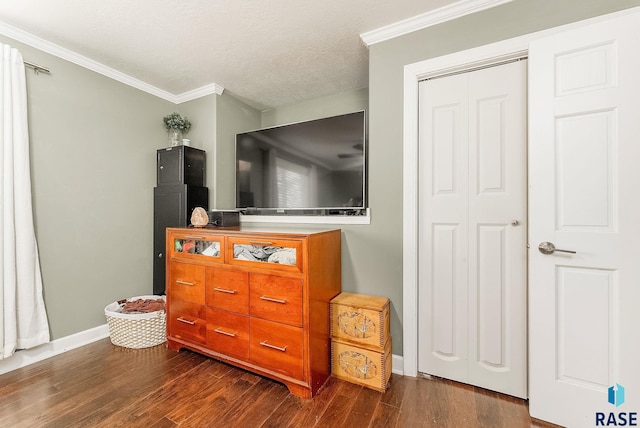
left=285, top=382, right=312, bottom=399
left=166, top=339, right=182, bottom=351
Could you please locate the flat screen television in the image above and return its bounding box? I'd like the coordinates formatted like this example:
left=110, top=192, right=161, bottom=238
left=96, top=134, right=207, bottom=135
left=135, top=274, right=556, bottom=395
left=236, top=110, right=366, bottom=216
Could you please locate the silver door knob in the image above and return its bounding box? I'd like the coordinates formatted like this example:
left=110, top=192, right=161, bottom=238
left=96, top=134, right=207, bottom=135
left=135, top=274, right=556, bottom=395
left=538, top=242, right=576, bottom=255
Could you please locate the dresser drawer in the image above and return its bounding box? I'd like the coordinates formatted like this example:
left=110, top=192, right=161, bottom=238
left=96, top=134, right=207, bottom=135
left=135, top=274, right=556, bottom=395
left=205, top=268, right=249, bottom=314
left=227, top=237, right=303, bottom=273
left=206, top=308, right=249, bottom=360
left=170, top=233, right=224, bottom=263
left=249, top=318, right=304, bottom=380
left=169, top=262, right=205, bottom=304
left=250, top=273, right=303, bottom=327
left=168, top=299, right=207, bottom=345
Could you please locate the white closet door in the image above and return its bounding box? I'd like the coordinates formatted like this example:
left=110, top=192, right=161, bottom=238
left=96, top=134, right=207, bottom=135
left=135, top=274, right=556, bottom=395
left=528, top=9, right=640, bottom=426
left=418, top=71, right=470, bottom=384
left=418, top=60, right=527, bottom=398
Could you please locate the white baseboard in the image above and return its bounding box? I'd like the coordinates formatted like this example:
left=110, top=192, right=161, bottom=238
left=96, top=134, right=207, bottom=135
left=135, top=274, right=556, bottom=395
left=0, top=324, right=109, bottom=375
left=392, top=354, right=404, bottom=376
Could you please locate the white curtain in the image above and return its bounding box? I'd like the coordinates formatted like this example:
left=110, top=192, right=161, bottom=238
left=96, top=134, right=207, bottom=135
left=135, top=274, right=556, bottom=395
left=0, top=43, right=50, bottom=359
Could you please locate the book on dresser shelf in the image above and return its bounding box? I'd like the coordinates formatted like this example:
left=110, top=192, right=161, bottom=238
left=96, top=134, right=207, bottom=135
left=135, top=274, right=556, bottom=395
left=165, top=226, right=342, bottom=398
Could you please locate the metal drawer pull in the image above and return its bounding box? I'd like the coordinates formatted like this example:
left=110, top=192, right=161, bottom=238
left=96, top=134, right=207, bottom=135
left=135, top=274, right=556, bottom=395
left=260, top=296, right=286, bottom=304
left=214, top=328, right=237, bottom=337
left=176, top=280, right=195, bottom=286
left=248, top=241, right=273, bottom=246
left=214, top=287, right=237, bottom=294
left=184, top=235, right=205, bottom=239
left=260, top=341, right=287, bottom=352
left=177, top=317, right=196, bottom=325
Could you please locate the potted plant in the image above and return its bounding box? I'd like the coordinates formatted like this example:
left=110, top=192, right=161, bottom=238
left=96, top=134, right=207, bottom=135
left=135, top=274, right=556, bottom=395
left=163, top=112, right=191, bottom=147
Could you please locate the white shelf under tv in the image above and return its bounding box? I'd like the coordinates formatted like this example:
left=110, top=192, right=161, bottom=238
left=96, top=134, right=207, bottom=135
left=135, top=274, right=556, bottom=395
left=239, top=208, right=371, bottom=225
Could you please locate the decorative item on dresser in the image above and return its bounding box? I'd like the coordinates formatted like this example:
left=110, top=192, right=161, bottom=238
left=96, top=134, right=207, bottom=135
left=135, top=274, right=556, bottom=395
left=190, top=207, right=209, bottom=227
left=165, top=227, right=342, bottom=398
left=330, top=292, right=391, bottom=392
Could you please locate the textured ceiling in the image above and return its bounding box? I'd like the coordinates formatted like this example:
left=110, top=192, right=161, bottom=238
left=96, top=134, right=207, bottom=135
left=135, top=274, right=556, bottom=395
left=0, top=0, right=460, bottom=110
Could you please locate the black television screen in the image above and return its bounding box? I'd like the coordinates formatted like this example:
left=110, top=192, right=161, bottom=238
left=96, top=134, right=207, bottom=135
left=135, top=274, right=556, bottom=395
left=236, top=111, right=366, bottom=215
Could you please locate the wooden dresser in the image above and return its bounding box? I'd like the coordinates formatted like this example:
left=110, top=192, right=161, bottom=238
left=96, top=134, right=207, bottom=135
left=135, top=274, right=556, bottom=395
left=165, top=227, right=341, bottom=398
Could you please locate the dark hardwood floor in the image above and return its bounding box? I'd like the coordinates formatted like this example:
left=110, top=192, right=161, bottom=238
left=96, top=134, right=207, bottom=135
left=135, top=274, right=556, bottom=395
left=0, top=339, right=558, bottom=427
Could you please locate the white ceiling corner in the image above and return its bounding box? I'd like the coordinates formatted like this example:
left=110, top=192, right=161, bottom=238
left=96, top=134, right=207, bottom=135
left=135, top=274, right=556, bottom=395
left=0, top=19, right=180, bottom=103
left=0, top=1, right=512, bottom=110
left=174, top=84, right=225, bottom=105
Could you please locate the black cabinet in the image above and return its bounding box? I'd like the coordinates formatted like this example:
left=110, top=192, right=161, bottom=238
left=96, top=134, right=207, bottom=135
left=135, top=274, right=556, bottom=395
left=157, top=146, right=205, bottom=187
left=154, top=146, right=208, bottom=295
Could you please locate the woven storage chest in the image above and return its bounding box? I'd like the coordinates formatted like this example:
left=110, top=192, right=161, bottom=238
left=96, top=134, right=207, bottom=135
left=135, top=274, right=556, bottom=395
left=332, top=337, right=392, bottom=392
left=330, top=292, right=390, bottom=351
left=330, top=292, right=391, bottom=392
left=105, top=295, right=166, bottom=349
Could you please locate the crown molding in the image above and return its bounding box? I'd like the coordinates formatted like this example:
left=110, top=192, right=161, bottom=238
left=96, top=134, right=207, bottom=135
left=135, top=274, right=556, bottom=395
left=0, top=20, right=221, bottom=104
left=175, top=83, right=225, bottom=104
left=360, top=0, right=513, bottom=46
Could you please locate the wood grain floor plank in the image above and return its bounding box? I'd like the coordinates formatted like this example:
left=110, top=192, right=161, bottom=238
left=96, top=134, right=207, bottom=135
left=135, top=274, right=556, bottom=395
left=0, top=350, right=140, bottom=427
left=369, top=402, right=401, bottom=428
left=497, top=391, right=535, bottom=428
left=92, top=358, right=222, bottom=427
left=0, top=340, right=118, bottom=407
left=396, top=376, right=437, bottom=427
left=339, top=386, right=382, bottom=428
left=224, top=378, right=291, bottom=428
left=0, top=339, right=112, bottom=392
left=212, top=376, right=280, bottom=427
left=531, top=416, right=563, bottom=427
left=42, top=349, right=206, bottom=427
left=380, top=373, right=408, bottom=409
left=164, top=366, right=250, bottom=425
left=177, top=371, right=264, bottom=427
left=149, top=417, right=179, bottom=428
left=314, top=379, right=362, bottom=427
left=443, top=378, right=478, bottom=427
left=262, top=375, right=344, bottom=428
left=259, top=394, right=308, bottom=428
left=475, top=386, right=506, bottom=427
left=0, top=339, right=556, bottom=428
left=1, top=344, right=199, bottom=427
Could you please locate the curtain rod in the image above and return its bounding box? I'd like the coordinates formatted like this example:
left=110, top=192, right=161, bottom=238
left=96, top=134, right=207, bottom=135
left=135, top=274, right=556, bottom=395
left=23, top=61, right=50, bottom=75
